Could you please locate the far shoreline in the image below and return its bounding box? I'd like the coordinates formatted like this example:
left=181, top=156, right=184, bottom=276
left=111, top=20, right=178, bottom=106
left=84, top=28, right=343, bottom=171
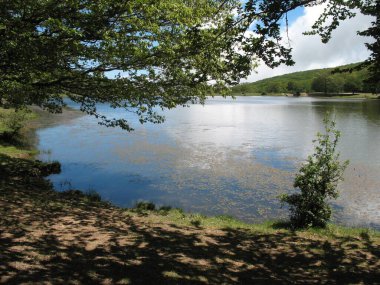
left=225, top=92, right=380, bottom=99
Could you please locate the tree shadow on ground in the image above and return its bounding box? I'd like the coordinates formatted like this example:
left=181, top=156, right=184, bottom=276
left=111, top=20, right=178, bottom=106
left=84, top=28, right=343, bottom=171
left=1, top=155, right=379, bottom=284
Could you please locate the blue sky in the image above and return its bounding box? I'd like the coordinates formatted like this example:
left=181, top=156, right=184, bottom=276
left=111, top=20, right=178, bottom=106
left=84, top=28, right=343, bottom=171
left=282, top=7, right=305, bottom=25
left=243, top=5, right=373, bottom=82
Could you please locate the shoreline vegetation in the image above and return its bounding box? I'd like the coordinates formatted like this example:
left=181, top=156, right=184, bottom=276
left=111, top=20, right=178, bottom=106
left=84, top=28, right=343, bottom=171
left=1, top=107, right=379, bottom=284
left=0, top=106, right=83, bottom=158
left=227, top=92, right=380, bottom=99
left=230, top=63, right=380, bottom=99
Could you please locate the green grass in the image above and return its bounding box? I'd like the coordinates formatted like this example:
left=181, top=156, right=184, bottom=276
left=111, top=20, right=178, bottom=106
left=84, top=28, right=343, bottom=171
left=0, top=108, right=39, bottom=157
left=0, top=108, right=38, bottom=132
left=0, top=145, right=38, bottom=157
left=126, top=203, right=380, bottom=239
left=304, top=224, right=379, bottom=239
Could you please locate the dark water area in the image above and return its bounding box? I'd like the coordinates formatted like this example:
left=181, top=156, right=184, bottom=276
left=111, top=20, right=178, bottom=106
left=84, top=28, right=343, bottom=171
left=37, top=96, right=380, bottom=229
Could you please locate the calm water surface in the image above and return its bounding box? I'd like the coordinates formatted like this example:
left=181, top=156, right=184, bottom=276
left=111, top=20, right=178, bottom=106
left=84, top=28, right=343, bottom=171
left=37, top=97, right=380, bottom=229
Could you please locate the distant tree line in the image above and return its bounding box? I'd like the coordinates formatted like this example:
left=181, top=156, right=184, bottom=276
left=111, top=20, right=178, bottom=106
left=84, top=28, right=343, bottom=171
left=232, top=64, right=378, bottom=95
left=310, top=75, right=362, bottom=94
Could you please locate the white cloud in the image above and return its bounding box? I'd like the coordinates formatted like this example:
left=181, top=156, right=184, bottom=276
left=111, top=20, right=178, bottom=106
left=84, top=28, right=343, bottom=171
left=242, top=6, right=374, bottom=82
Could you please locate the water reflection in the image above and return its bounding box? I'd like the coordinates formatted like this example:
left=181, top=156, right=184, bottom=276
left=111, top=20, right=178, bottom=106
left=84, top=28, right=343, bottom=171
left=37, top=97, right=380, bottom=229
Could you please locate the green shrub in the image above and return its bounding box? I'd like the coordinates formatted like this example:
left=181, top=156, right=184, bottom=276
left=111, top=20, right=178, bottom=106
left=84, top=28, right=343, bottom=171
left=0, top=109, right=29, bottom=138
left=280, top=114, right=349, bottom=228
left=85, top=190, right=102, bottom=202
left=157, top=205, right=173, bottom=215
left=134, top=201, right=156, bottom=211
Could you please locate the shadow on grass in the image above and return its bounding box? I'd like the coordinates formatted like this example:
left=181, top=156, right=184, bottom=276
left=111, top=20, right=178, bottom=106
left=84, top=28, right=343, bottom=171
left=1, top=155, right=379, bottom=284
left=0, top=132, right=23, bottom=147
left=271, top=220, right=294, bottom=231
left=0, top=154, right=60, bottom=177
left=0, top=128, right=37, bottom=152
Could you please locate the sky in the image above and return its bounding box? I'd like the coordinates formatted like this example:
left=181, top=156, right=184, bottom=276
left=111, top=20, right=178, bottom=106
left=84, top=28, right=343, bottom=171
left=242, top=5, right=374, bottom=83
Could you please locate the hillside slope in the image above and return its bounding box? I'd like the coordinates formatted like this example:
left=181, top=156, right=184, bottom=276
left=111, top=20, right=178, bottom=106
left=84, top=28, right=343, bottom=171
left=232, top=63, right=372, bottom=95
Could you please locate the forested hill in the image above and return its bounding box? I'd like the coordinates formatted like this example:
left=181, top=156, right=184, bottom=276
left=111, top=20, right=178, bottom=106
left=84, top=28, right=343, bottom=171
left=231, top=62, right=373, bottom=95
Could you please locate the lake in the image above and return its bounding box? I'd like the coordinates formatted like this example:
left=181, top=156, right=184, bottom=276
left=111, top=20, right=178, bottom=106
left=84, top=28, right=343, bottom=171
left=37, top=96, right=380, bottom=229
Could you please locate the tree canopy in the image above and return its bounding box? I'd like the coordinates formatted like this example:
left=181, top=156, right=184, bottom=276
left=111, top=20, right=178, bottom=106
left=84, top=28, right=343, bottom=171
left=1, top=0, right=378, bottom=129
left=0, top=0, right=252, bottom=130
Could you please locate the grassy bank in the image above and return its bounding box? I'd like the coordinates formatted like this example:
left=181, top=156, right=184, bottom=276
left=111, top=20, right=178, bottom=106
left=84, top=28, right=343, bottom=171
left=0, top=108, right=39, bottom=158
left=0, top=106, right=82, bottom=158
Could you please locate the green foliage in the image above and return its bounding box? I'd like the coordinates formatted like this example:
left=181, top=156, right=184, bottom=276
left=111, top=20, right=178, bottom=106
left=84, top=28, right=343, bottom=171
left=343, top=79, right=362, bottom=94
left=349, top=1, right=379, bottom=88
left=157, top=206, right=173, bottom=215
left=231, top=63, right=371, bottom=95
left=280, top=115, right=349, bottom=229
left=85, top=190, right=102, bottom=202
left=0, top=109, right=29, bottom=138
left=287, top=81, right=301, bottom=93
left=0, top=108, right=39, bottom=157
left=0, top=0, right=254, bottom=131
left=134, top=201, right=156, bottom=212
left=311, top=75, right=344, bottom=93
